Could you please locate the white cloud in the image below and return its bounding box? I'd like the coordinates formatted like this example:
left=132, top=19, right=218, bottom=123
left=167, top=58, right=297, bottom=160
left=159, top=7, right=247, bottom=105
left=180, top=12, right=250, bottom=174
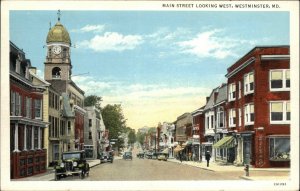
left=177, top=29, right=255, bottom=59
left=78, top=32, right=143, bottom=52
left=71, top=24, right=105, bottom=33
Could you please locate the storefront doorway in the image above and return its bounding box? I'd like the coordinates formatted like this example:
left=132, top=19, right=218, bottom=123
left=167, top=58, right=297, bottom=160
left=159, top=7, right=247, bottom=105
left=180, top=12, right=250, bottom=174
left=243, top=136, right=252, bottom=165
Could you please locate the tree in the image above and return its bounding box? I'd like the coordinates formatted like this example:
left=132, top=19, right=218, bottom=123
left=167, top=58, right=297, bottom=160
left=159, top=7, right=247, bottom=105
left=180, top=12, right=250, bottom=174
left=127, top=129, right=136, bottom=146
left=136, top=131, right=145, bottom=147
left=84, top=95, right=102, bottom=109
left=101, top=104, right=127, bottom=151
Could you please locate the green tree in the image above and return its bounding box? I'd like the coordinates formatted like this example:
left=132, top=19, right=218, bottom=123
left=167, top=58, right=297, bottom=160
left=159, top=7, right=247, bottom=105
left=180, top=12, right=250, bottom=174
left=101, top=104, right=127, bottom=151
left=136, top=131, right=145, bottom=147
left=127, top=129, right=136, bottom=146
left=84, top=95, right=102, bottom=109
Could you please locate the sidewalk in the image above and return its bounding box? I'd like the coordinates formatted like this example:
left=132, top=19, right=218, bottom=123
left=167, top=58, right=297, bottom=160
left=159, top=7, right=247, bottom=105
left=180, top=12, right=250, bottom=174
left=167, top=158, right=290, bottom=180
left=14, top=159, right=101, bottom=181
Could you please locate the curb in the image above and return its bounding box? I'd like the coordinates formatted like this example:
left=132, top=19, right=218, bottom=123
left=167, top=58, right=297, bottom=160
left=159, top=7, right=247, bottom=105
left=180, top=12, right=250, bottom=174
left=167, top=160, right=215, bottom=172
left=239, top=176, right=253, bottom=181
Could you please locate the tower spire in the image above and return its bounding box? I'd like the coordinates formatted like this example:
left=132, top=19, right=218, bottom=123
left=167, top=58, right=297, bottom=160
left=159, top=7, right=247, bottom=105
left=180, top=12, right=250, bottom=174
left=57, top=10, right=61, bottom=21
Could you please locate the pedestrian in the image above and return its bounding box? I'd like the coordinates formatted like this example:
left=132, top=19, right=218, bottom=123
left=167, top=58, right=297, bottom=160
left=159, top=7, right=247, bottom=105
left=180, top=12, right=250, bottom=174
left=189, top=152, right=192, bottom=161
left=179, top=152, right=182, bottom=163
left=205, top=151, right=211, bottom=167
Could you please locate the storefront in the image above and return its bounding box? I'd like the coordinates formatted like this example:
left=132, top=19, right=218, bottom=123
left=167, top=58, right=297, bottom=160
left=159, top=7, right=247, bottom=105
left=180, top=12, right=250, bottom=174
left=213, top=136, right=235, bottom=163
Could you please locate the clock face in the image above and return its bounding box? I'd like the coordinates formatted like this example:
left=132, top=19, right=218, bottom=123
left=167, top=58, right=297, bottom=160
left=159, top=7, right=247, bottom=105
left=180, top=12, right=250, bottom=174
left=52, top=46, right=61, bottom=54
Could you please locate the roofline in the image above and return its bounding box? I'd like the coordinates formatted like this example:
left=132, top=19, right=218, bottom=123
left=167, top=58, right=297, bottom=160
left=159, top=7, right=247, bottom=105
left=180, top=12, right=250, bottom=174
left=10, top=41, right=25, bottom=54
left=226, top=45, right=290, bottom=77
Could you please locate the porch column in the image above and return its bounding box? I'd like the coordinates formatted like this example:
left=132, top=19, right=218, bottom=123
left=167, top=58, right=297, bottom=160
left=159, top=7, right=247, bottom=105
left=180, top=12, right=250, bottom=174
left=24, top=125, right=27, bottom=151
left=31, top=126, right=34, bottom=150
left=38, top=127, right=41, bottom=149
left=13, top=123, right=19, bottom=152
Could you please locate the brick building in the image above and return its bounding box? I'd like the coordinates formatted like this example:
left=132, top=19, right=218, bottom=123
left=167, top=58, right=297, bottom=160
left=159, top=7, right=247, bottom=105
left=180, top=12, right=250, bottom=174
left=225, top=46, right=290, bottom=168
left=191, top=106, right=204, bottom=161
left=10, top=42, right=48, bottom=179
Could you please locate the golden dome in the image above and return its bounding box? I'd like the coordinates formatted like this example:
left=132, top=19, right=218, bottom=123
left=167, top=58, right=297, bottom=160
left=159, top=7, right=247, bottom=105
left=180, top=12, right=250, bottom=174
left=46, top=21, right=71, bottom=45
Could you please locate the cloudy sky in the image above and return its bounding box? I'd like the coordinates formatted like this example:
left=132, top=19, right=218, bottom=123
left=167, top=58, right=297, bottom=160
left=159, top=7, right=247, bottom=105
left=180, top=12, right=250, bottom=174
left=10, top=11, right=289, bottom=130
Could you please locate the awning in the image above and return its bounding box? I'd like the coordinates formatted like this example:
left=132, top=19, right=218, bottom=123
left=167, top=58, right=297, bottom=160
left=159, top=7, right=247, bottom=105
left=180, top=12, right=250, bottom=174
left=161, top=148, right=169, bottom=154
left=173, top=145, right=184, bottom=152
left=213, top=136, right=235, bottom=148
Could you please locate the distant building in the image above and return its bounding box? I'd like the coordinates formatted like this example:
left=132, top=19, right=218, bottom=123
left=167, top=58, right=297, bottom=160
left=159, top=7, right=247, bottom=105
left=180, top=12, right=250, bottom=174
left=191, top=106, right=205, bottom=161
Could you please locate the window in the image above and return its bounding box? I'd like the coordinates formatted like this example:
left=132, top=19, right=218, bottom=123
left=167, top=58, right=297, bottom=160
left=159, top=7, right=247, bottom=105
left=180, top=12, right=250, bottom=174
left=27, top=126, right=32, bottom=150
left=217, top=107, right=224, bottom=128
left=89, top=132, right=92, bottom=140
left=244, top=104, right=254, bottom=125
left=34, top=99, right=42, bottom=119
left=270, top=69, right=290, bottom=91
left=89, top=119, right=92, bottom=127
left=244, top=72, right=254, bottom=94
left=229, top=109, right=236, bottom=128
left=15, top=93, right=21, bottom=116
left=26, top=97, right=32, bottom=118
left=10, top=91, right=15, bottom=116
left=269, top=137, right=290, bottom=161
left=270, top=101, right=290, bottom=124
left=228, top=83, right=236, bottom=101
left=67, top=121, right=71, bottom=135
left=205, top=111, right=214, bottom=129
left=34, top=127, right=38, bottom=149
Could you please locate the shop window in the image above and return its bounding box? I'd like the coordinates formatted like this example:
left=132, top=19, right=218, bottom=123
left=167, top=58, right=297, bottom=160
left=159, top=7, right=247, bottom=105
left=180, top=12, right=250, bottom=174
left=244, top=103, right=254, bottom=125
left=269, top=137, right=290, bottom=161
left=229, top=109, right=236, bottom=128
left=270, top=101, right=290, bottom=124
left=244, top=72, right=254, bottom=95
left=228, top=83, right=236, bottom=101
left=270, top=69, right=290, bottom=91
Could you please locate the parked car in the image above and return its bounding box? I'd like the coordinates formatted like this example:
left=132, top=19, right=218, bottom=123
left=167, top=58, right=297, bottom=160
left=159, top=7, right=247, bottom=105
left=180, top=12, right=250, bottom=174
left=123, top=151, right=133, bottom=160
left=157, top=153, right=168, bottom=161
left=137, top=152, right=144, bottom=159
left=100, top=151, right=114, bottom=163
left=54, top=150, right=90, bottom=180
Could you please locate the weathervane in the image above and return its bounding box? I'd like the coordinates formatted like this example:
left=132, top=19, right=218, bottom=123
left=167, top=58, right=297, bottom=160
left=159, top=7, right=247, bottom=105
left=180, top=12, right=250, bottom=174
left=57, top=9, right=61, bottom=21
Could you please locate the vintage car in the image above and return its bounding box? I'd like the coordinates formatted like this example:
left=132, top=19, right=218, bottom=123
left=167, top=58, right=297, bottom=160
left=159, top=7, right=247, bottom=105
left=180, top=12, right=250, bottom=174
left=137, top=152, right=145, bottom=159
left=54, top=150, right=90, bottom=180
left=157, top=153, right=168, bottom=161
left=100, top=151, right=114, bottom=163
left=123, top=151, right=133, bottom=160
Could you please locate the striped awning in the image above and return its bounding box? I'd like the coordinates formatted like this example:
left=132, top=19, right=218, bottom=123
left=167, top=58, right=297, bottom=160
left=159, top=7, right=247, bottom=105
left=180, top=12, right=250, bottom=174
left=213, top=136, right=235, bottom=148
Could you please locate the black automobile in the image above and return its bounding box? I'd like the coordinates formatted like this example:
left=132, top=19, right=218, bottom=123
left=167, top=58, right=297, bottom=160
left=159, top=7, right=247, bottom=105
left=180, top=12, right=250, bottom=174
left=137, top=152, right=144, bottom=159
left=123, top=151, right=133, bottom=160
left=54, top=150, right=90, bottom=180
left=100, top=151, right=113, bottom=163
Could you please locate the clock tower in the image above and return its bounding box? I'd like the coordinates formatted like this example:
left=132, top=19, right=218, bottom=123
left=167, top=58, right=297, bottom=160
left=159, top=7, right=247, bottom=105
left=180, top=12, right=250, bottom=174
left=44, top=12, right=72, bottom=83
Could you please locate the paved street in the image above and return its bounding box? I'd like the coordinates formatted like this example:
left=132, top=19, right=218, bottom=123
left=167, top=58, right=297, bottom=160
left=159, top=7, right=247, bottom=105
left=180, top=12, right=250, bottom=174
left=64, top=157, right=244, bottom=181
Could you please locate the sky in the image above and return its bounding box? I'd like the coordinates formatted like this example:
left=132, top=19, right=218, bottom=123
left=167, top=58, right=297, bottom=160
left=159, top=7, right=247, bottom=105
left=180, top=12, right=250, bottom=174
left=9, top=11, right=289, bottom=130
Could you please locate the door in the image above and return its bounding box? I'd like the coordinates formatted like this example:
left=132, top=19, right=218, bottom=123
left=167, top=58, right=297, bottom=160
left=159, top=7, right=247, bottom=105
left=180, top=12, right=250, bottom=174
left=243, top=136, right=252, bottom=165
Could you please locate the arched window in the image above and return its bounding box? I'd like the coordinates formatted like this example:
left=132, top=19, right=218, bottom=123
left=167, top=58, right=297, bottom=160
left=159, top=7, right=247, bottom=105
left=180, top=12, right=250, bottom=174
left=52, top=67, right=61, bottom=79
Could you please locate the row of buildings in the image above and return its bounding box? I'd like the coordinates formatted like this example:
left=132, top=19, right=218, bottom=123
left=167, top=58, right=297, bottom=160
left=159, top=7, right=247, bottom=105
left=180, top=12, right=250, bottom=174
left=9, top=16, right=109, bottom=179
left=142, top=46, right=290, bottom=168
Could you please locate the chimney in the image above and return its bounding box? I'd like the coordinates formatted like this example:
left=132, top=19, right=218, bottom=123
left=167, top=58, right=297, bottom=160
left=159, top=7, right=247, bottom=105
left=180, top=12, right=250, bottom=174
left=29, top=66, right=37, bottom=74
left=206, top=96, right=210, bottom=103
